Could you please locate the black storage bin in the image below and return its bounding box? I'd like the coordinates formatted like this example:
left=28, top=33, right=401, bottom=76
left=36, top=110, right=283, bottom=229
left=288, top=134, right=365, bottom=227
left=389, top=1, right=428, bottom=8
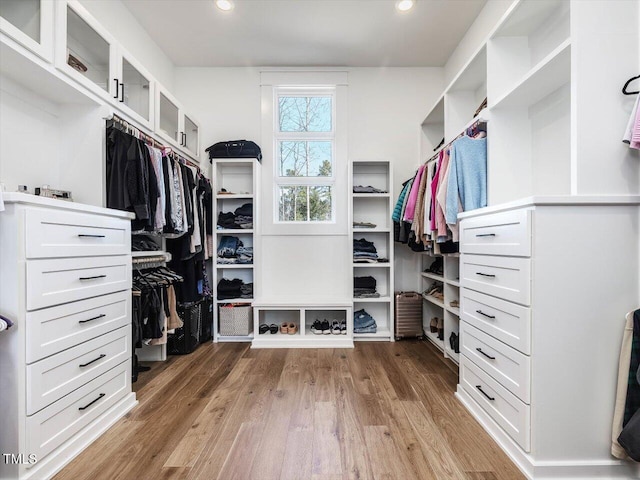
left=167, top=301, right=202, bottom=355
left=200, top=296, right=213, bottom=344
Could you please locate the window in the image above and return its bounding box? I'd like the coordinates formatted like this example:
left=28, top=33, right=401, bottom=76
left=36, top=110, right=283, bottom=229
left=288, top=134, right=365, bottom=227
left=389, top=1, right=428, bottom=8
left=275, top=89, right=336, bottom=222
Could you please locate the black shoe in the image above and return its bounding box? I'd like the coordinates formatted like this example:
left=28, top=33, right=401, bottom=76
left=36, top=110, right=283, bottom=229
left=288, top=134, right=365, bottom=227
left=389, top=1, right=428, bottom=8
left=321, top=319, right=331, bottom=335
left=259, top=323, right=270, bottom=334
left=311, top=320, right=323, bottom=334
left=449, top=332, right=459, bottom=353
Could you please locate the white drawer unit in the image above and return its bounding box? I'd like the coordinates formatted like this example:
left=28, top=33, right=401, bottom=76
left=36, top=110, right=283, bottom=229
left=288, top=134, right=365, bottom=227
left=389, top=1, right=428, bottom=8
left=461, top=322, right=531, bottom=403
left=26, top=255, right=131, bottom=310
left=25, top=361, right=130, bottom=461
left=26, top=291, right=131, bottom=364
left=25, top=208, right=130, bottom=259
left=460, top=209, right=531, bottom=257
left=460, top=357, right=530, bottom=452
left=26, top=327, right=131, bottom=415
left=460, top=288, right=531, bottom=355
left=460, top=254, right=531, bottom=306
left=0, top=195, right=136, bottom=480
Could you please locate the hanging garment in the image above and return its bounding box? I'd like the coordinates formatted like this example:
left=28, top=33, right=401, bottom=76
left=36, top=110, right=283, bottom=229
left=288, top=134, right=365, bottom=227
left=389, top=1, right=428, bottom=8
left=623, top=94, right=640, bottom=149
left=612, top=309, right=640, bottom=459
left=392, top=179, right=412, bottom=223
left=412, top=160, right=430, bottom=240
left=445, top=135, right=487, bottom=226
left=429, top=156, right=441, bottom=232
left=403, top=164, right=426, bottom=223
left=146, top=145, right=166, bottom=231
left=435, top=147, right=452, bottom=241
left=421, top=161, right=434, bottom=241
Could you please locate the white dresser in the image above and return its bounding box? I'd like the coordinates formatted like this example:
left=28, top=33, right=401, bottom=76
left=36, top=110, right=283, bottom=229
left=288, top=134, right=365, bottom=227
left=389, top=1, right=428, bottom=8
left=0, top=193, right=138, bottom=480
left=455, top=197, right=640, bottom=479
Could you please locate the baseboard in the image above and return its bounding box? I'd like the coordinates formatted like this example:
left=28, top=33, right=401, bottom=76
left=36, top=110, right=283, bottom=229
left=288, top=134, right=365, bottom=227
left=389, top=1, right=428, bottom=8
left=23, top=393, right=138, bottom=480
left=456, top=388, right=639, bottom=479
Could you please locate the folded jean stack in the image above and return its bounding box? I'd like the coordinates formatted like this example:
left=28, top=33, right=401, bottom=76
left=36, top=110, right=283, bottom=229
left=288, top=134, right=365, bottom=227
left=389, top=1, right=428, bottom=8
left=217, top=203, right=253, bottom=230
left=217, top=235, right=253, bottom=264
left=354, top=275, right=380, bottom=299
left=354, top=238, right=379, bottom=263
left=217, top=278, right=253, bottom=300
left=354, top=308, right=377, bottom=334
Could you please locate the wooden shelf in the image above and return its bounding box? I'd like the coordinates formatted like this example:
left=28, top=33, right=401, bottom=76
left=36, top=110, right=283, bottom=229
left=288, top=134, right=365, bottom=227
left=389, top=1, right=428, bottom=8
left=491, top=39, right=571, bottom=110
left=421, top=272, right=444, bottom=282
left=422, top=294, right=445, bottom=309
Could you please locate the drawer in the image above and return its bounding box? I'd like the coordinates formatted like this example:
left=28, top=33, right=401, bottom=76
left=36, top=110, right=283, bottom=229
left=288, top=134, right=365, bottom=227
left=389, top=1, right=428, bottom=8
left=461, top=288, right=531, bottom=355
left=27, top=327, right=131, bottom=415
left=460, top=209, right=531, bottom=257
left=26, top=361, right=130, bottom=461
left=461, top=356, right=530, bottom=452
left=26, top=291, right=130, bottom=364
left=460, top=254, right=531, bottom=306
left=26, top=256, right=131, bottom=311
left=461, top=322, right=531, bottom=403
left=25, top=208, right=130, bottom=259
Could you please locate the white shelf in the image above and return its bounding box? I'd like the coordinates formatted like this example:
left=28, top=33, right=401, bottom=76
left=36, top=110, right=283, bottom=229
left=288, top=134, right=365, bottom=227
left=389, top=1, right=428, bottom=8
left=425, top=330, right=445, bottom=352
left=491, top=39, right=571, bottom=110
left=216, top=264, right=254, bottom=269
left=216, top=229, right=254, bottom=234
left=445, top=348, right=460, bottom=365
left=216, top=194, right=254, bottom=199
left=131, top=251, right=168, bottom=258
left=353, top=296, right=392, bottom=303
left=217, top=334, right=254, bottom=343
left=448, top=279, right=461, bottom=287
left=352, top=263, right=391, bottom=268
left=422, top=294, right=445, bottom=309
left=421, top=272, right=444, bottom=282
left=352, top=193, right=390, bottom=198
left=354, top=327, right=392, bottom=341
left=446, top=306, right=460, bottom=316
left=422, top=94, right=445, bottom=126
left=216, top=298, right=253, bottom=304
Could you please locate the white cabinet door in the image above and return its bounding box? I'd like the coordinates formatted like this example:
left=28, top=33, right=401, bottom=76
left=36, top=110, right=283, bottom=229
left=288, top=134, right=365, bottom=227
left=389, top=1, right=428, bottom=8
left=55, top=0, right=118, bottom=101
left=183, top=113, right=200, bottom=158
left=156, top=84, right=182, bottom=148
left=0, top=0, right=54, bottom=62
left=113, top=45, right=154, bottom=129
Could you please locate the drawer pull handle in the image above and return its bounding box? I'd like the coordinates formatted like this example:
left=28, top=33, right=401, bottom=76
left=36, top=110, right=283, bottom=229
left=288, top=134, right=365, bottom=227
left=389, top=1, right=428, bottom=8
left=78, top=393, right=106, bottom=411
left=475, top=272, right=495, bottom=278
left=79, top=275, right=107, bottom=281
left=475, top=233, right=496, bottom=237
left=476, top=385, right=495, bottom=401
left=476, top=348, right=496, bottom=360
left=476, top=310, right=495, bottom=319
left=79, top=354, right=106, bottom=368
left=78, top=234, right=106, bottom=238
left=79, top=314, right=106, bottom=324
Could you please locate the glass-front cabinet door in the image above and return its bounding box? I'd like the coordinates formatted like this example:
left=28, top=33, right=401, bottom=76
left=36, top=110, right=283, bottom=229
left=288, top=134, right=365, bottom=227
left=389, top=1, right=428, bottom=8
left=183, top=114, right=200, bottom=158
left=0, top=0, right=54, bottom=62
left=157, top=88, right=181, bottom=146
left=116, top=49, right=154, bottom=128
left=56, top=0, right=117, bottom=100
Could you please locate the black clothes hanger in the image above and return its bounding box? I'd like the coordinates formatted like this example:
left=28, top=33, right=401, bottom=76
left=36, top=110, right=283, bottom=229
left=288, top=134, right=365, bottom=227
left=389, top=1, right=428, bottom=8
left=622, top=75, right=640, bottom=95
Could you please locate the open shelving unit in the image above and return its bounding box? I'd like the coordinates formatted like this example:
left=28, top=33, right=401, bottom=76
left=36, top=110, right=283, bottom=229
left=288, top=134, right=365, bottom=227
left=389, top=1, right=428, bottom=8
left=350, top=160, right=394, bottom=341
left=213, top=158, right=258, bottom=343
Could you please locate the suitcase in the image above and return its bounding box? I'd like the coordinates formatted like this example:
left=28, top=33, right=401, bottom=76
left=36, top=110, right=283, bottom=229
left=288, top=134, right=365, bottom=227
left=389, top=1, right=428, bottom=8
left=394, top=291, right=423, bottom=340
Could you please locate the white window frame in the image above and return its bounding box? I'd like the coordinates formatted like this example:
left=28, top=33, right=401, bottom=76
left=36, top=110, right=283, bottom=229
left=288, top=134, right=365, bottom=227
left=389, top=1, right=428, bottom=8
left=274, top=87, right=337, bottom=224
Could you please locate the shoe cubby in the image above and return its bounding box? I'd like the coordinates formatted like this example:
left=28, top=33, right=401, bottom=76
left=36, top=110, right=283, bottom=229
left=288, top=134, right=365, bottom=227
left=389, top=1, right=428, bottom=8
left=444, top=311, right=460, bottom=363
left=423, top=298, right=444, bottom=351
left=252, top=304, right=353, bottom=348
left=353, top=301, right=391, bottom=340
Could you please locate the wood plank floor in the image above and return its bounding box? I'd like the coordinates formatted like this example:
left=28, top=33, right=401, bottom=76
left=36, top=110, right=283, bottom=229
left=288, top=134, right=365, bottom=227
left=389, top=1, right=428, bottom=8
left=54, top=340, right=524, bottom=480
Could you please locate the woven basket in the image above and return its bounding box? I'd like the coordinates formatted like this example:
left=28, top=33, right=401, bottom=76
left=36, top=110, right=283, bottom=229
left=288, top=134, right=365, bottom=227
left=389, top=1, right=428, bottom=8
left=219, top=304, right=252, bottom=336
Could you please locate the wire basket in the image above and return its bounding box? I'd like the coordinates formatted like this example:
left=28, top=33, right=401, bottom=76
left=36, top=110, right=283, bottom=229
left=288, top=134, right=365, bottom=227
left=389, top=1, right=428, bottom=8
left=168, top=301, right=202, bottom=355
left=219, top=304, right=253, bottom=336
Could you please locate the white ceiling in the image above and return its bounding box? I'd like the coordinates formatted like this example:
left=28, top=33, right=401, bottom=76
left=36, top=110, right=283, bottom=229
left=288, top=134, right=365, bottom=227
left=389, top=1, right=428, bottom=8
left=121, top=0, right=487, bottom=67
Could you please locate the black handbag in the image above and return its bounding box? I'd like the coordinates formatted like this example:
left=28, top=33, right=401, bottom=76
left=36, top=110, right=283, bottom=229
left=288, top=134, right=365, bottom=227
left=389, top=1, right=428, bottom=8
left=206, top=140, right=262, bottom=162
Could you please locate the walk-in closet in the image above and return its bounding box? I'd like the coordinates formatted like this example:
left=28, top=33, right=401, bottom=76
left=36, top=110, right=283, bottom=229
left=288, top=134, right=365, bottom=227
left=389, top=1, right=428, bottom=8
left=1, top=1, right=639, bottom=479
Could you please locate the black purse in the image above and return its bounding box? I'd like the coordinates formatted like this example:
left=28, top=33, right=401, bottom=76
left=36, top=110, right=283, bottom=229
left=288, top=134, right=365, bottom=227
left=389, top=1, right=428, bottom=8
left=206, top=140, right=262, bottom=162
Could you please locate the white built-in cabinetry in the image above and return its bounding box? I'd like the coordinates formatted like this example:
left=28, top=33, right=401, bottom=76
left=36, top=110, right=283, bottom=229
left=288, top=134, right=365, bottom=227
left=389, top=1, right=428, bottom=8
left=350, top=160, right=395, bottom=341
left=155, top=85, right=200, bottom=158
left=213, top=158, right=256, bottom=342
left=417, top=0, right=640, bottom=478
left=0, top=0, right=54, bottom=63
left=0, top=193, right=137, bottom=480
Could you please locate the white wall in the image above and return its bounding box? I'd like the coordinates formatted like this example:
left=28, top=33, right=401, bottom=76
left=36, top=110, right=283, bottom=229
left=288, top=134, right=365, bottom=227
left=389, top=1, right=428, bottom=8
left=174, top=67, right=443, bottom=295
left=78, top=0, right=175, bottom=91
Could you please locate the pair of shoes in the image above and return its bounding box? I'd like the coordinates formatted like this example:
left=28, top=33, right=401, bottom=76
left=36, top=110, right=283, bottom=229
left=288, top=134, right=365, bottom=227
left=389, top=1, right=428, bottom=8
left=331, top=320, right=347, bottom=335
left=311, top=319, right=331, bottom=335
left=427, top=257, right=443, bottom=275
left=430, top=317, right=438, bottom=333
left=340, top=320, right=347, bottom=334
left=259, top=323, right=279, bottom=334
left=425, top=282, right=443, bottom=297
left=449, top=332, right=459, bottom=353
left=431, top=291, right=444, bottom=301
left=450, top=300, right=459, bottom=308
left=437, top=318, right=444, bottom=341
left=280, top=322, right=298, bottom=334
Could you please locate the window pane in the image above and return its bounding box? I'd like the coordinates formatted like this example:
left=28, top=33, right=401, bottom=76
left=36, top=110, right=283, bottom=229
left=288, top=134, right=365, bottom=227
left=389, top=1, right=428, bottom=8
left=279, top=96, right=332, bottom=132
left=278, top=141, right=332, bottom=177
left=278, top=186, right=332, bottom=222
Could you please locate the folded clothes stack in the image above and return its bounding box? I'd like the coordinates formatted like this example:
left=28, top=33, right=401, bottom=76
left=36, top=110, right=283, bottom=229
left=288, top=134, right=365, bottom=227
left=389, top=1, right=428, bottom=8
left=353, top=238, right=378, bottom=263
left=217, top=236, right=253, bottom=264
left=354, top=275, right=380, bottom=298
left=217, top=278, right=253, bottom=300
left=217, top=203, right=253, bottom=229
left=353, top=185, right=387, bottom=194
left=353, top=221, right=377, bottom=228
left=354, top=309, right=377, bottom=334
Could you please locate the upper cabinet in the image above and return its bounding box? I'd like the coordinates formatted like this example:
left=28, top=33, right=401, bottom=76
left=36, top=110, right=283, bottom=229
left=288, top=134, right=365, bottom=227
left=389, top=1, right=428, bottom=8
left=0, top=0, right=54, bottom=62
left=116, top=47, right=155, bottom=128
left=156, top=85, right=201, bottom=158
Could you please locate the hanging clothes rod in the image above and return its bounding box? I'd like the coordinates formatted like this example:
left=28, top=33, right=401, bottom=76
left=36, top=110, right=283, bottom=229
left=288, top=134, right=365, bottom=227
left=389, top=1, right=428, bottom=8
left=622, top=75, right=640, bottom=95
left=426, top=110, right=489, bottom=164
left=106, top=112, right=202, bottom=172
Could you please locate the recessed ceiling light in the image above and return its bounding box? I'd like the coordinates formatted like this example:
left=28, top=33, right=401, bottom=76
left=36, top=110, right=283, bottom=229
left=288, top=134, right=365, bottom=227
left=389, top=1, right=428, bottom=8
left=215, top=0, right=234, bottom=12
left=396, top=0, right=415, bottom=12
